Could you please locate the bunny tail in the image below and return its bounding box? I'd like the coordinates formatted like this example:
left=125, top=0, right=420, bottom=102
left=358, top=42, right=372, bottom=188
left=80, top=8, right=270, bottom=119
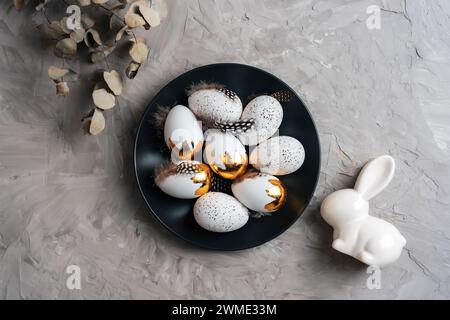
left=400, top=235, right=407, bottom=246
left=358, top=251, right=375, bottom=266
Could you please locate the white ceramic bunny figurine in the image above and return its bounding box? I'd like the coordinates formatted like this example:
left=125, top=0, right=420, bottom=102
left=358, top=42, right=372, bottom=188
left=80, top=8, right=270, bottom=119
left=320, top=155, right=406, bottom=267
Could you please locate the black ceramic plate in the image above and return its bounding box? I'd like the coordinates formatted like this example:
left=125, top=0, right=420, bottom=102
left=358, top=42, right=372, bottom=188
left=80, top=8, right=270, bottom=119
left=134, top=63, right=320, bottom=250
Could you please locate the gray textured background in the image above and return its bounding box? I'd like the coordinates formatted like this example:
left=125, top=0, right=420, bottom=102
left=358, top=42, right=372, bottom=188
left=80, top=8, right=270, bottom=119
left=0, top=0, right=449, bottom=299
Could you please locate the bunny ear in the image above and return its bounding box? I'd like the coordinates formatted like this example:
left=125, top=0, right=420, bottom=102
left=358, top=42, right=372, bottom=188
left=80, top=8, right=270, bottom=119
left=354, top=155, right=395, bottom=200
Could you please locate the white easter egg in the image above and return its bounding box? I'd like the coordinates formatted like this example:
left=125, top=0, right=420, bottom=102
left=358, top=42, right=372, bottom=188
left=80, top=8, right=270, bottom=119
left=250, top=136, right=305, bottom=175
left=231, top=172, right=287, bottom=213
left=164, top=105, right=204, bottom=161
left=238, top=95, right=283, bottom=146
left=155, top=161, right=212, bottom=199
left=188, top=87, right=242, bottom=124
left=194, top=192, right=249, bottom=232
left=203, top=130, right=248, bottom=180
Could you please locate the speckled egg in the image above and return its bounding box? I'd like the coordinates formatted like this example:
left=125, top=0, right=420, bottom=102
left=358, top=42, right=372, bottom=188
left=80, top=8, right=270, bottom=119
left=204, top=130, right=248, bottom=180
left=250, top=136, right=305, bottom=175
left=194, top=192, right=249, bottom=232
left=187, top=84, right=242, bottom=125
left=164, top=105, right=204, bottom=161
left=155, top=161, right=212, bottom=199
left=237, top=95, right=283, bottom=146
left=232, top=172, right=287, bottom=213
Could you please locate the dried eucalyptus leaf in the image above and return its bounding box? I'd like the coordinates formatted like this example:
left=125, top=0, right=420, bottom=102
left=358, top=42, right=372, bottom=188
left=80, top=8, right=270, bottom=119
left=125, top=13, right=146, bottom=28
left=126, top=61, right=140, bottom=79
left=129, top=41, right=149, bottom=64
left=48, top=66, right=69, bottom=80
left=125, top=1, right=147, bottom=26
left=78, top=0, right=91, bottom=6
left=81, top=13, right=95, bottom=29
left=70, top=27, right=86, bottom=43
left=37, top=21, right=66, bottom=40
left=48, top=66, right=78, bottom=82
left=93, top=88, right=116, bottom=109
left=56, top=81, right=70, bottom=96
left=89, top=108, right=105, bottom=135
left=54, top=38, right=77, bottom=59
left=115, top=25, right=128, bottom=42
left=63, top=70, right=79, bottom=82
left=109, top=14, right=123, bottom=32
left=90, top=44, right=116, bottom=63
left=103, top=70, right=123, bottom=95
left=127, top=0, right=145, bottom=14
left=109, top=2, right=126, bottom=10
left=84, top=29, right=103, bottom=48
left=139, top=4, right=160, bottom=27
left=60, top=17, right=72, bottom=34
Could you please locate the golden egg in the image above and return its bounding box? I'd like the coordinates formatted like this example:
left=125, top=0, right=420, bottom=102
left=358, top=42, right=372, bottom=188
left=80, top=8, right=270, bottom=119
left=164, top=105, right=204, bottom=162
left=264, top=178, right=287, bottom=211
left=168, top=138, right=203, bottom=161
left=191, top=163, right=212, bottom=196
left=204, top=131, right=249, bottom=180
left=155, top=161, right=212, bottom=199
left=210, top=151, right=248, bottom=180
left=231, top=172, right=287, bottom=213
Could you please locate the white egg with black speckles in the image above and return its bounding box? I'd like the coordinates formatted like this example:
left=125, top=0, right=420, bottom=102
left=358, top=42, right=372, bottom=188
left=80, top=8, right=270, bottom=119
left=238, top=95, right=283, bottom=146
left=194, top=192, right=249, bottom=232
left=188, top=87, right=242, bottom=124
left=250, top=136, right=305, bottom=175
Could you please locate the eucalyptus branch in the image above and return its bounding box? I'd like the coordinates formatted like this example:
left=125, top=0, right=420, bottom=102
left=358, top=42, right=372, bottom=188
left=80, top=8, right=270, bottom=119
left=11, top=0, right=166, bottom=135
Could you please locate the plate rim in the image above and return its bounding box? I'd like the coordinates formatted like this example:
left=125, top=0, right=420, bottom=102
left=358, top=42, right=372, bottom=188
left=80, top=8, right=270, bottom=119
left=134, top=62, right=321, bottom=251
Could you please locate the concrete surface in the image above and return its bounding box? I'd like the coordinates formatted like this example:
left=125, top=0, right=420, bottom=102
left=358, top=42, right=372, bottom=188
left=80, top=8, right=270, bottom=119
left=0, top=0, right=449, bottom=299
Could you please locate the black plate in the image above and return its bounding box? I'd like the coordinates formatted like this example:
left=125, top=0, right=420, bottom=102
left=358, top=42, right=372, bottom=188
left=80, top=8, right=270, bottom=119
left=134, top=63, right=321, bottom=250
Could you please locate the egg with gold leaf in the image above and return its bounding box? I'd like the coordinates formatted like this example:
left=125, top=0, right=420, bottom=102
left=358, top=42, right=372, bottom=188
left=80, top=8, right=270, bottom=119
left=231, top=172, right=287, bottom=213
left=164, top=105, right=204, bottom=162
left=155, top=161, right=212, bottom=199
left=203, top=130, right=248, bottom=180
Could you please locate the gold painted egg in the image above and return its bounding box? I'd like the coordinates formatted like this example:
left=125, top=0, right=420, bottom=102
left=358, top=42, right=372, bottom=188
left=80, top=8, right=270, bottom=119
left=231, top=172, right=287, bottom=213
left=164, top=105, right=204, bottom=162
left=203, top=130, right=248, bottom=180
left=155, top=161, right=212, bottom=199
